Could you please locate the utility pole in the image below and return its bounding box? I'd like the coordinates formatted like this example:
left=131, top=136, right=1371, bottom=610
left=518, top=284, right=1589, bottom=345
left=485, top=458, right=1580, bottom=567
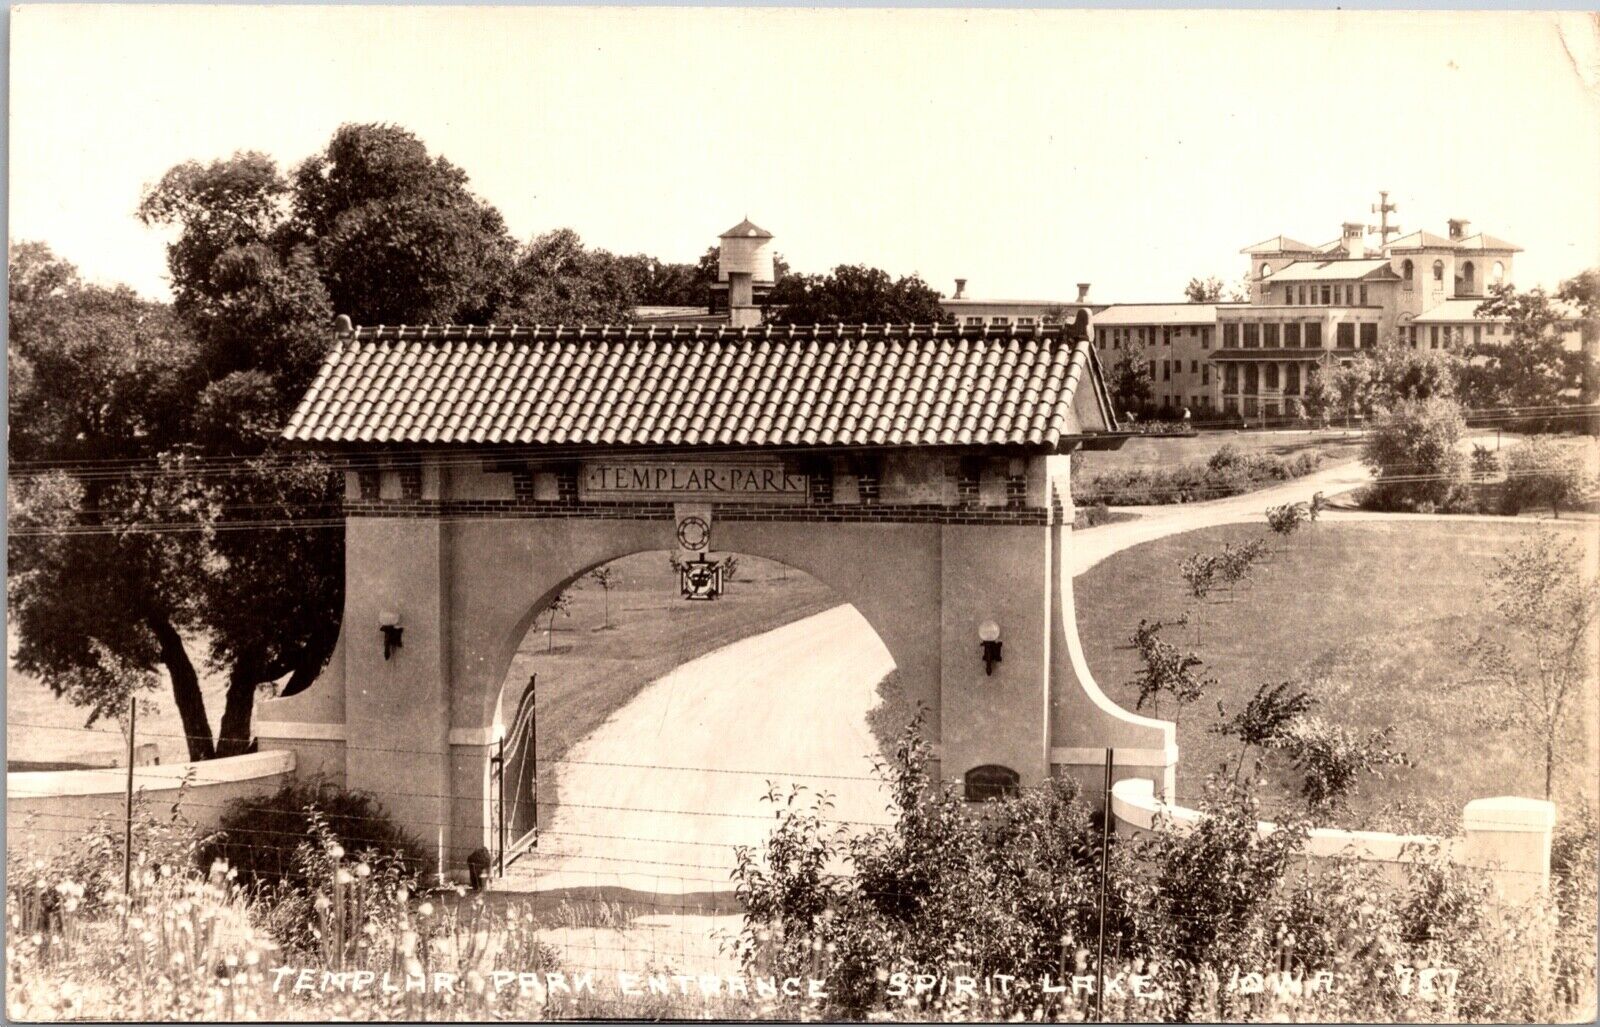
left=1094, top=748, right=1113, bottom=1021
left=1368, top=190, right=1401, bottom=249
left=122, top=691, right=137, bottom=899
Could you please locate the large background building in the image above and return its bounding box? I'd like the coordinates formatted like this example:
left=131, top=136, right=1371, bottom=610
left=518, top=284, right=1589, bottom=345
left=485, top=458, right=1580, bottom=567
left=648, top=206, right=1577, bottom=421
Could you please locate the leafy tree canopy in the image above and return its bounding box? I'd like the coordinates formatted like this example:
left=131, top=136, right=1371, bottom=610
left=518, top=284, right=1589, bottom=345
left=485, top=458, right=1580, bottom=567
left=764, top=264, right=947, bottom=325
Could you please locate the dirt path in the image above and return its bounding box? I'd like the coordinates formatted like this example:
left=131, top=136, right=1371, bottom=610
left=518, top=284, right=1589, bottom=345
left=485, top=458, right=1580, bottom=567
left=497, top=603, right=895, bottom=902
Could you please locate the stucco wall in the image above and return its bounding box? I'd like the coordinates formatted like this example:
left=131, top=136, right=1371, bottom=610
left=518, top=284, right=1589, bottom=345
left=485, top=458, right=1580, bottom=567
left=256, top=447, right=1178, bottom=870
left=6, top=751, right=295, bottom=857
left=1111, top=778, right=1554, bottom=904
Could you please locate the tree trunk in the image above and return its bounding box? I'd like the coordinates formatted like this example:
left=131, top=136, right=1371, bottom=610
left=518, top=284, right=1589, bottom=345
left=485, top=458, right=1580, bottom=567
left=216, top=670, right=258, bottom=758
left=148, top=616, right=214, bottom=762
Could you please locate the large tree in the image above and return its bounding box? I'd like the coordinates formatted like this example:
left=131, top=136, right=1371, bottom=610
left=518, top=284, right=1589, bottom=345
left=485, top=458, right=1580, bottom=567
left=494, top=228, right=638, bottom=324
left=1465, top=279, right=1594, bottom=414
left=6, top=250, right=219, bottom=756
left=764, top=264, right=947, bottom=325
left=291, top=123, right=516, bottom=325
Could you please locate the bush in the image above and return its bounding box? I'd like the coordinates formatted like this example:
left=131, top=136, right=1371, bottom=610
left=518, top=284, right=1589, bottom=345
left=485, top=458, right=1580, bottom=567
left=1500, top=436, right=1590, bottom=517
left=201, top=778, right=426, bottom=891
left=1077, top=448, right=1325, bottom=507
left=1361, top=396, right=1469, bottom=511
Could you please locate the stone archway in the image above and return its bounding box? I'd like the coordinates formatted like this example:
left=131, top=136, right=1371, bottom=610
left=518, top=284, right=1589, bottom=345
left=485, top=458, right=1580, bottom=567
left=259, top=319, right=1178, bottom=877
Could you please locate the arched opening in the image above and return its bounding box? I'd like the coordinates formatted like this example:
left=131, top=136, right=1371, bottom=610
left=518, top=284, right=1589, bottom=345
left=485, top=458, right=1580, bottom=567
left=1402, top=259, right=1414, bottom=285
left=1432, top=259, right=1445, bottom=282
left=1461, top=260, right=1475, bottom=294
left=964, top=764, right=1020, bottom=801
left=1492, top=260, right=1506, bottom=284
left=1259, top=262, right=1273, bottom=279
left=490, top=549, right=903, bottom=888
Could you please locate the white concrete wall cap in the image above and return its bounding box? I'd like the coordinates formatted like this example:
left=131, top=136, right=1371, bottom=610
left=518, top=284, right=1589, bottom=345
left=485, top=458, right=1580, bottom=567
left=7, top=750, right=294, bottom=799
left=1462, top=796, right=1557, bottom=832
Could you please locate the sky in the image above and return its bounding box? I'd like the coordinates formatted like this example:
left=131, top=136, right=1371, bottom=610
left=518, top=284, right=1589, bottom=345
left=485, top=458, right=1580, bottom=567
left=9, top=6, right=1600, bottom=307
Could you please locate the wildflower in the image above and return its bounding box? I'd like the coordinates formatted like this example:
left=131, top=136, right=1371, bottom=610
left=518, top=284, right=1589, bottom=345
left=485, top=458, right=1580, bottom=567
left=418, top=902, right=434, bottom=918
left=355, top=862, right=371, bottom=879
left=314, top=893, right=332, bottom=913
left=328, top=843, right=345, bottom=860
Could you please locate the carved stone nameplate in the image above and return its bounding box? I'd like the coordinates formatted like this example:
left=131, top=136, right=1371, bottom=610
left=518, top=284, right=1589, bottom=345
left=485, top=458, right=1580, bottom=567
left=579, top=461, right=807, bottom=503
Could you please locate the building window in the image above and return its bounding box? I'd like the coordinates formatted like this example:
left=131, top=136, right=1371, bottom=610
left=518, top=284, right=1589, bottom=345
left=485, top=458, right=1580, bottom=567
left=1336, top=323, right=1355, bottom=349
left=1285, top=322, right=1301, bottom=348
left=1298, top=285, right=1308, bottom=305
left=1164, top=327, right=1173, bottom=346
left=1305, top=322, right=1323, bottom=348
left=1190, top=359, right=1199, bottom=373
left=964, top=765, right=1020, bottom=802
left=1430, top=326, right=1440, bottom=349
left=1224, top=396, right=1239, bottom=413
left=1474, top=324, right=1483, bottom=345
left=1265, top=364, right=1280, bottom=390
left=1461, top=261, right=1475, bottom=293
left=1492, top=261, right=1505, bottom=283
left=1202, top=364, right=1210, bottom=385
left=1359, top=323, right=1377, bottom=349
left=1223, top=323, right=1238, bottom=348
left=1432, top=260, right=1444, bottom=282
left=1163, top=359, right=1171, bottom=381
left=1320, top=285, right=1331, bottom=304
left=1017, top=317, right=1036, bottom=326
left=1225, top=364, right=1239, bottom=392
left=1335, top=285, right=1345, bottom=305
left=1244, top=364, right=1259, bottom=395
left=1243, top=323, right=1260, bottom=348
left=965, top=317, right=983, bottom=326
left=1264, top=323, right=1280, bottom=348
left=1286, top=363, right=1301, bottom=395
left=992, top=317, right=1011, bottom=326
left=1402, top=259, right=1414, bottom=286
left=1201, top=327, right=1211, bottom=349
left=1284, top=286, right=1295, bottom=306
left=1260, top=262, right=1273, bottom=279
left=1359, top=284, right=1368, bottom=305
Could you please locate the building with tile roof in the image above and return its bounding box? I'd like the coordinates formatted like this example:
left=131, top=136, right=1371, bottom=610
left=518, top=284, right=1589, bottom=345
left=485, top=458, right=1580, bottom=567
left=284, top=321, right=1119, bottom=450
left=1087, top=208, right=1577, bottom=421
left=266, top=314, right=1175, bottom=873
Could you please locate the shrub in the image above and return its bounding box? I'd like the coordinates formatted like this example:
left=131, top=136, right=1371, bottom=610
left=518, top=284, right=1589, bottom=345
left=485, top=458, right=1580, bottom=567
left=1266, top=501, right=1308, bottom=538
left=1270, top=717, right=1411, bottom=812
left=1076, top=448, right=1325, bottom=507
left=1361, top=396, right=1469, bottom=511
left=1500, top=436, right=1590, bottom=517
left=1471, top=443, right=1501, bottom=481
left=199, top=778, right=428, bottom=907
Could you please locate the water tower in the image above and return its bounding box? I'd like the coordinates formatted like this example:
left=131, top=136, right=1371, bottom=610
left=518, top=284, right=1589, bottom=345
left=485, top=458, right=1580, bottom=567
left=714, top=218, right=775, bottom=327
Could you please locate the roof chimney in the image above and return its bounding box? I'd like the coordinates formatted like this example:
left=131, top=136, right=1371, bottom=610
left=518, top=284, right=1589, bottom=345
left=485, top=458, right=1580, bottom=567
left=1076, top=283, right=1091, bottom=303
left=954, top=278, right=967, bottom=300
left=1448, top=218, right=1470, bottom=240
left=1341, top=222, right=1366, bottom=260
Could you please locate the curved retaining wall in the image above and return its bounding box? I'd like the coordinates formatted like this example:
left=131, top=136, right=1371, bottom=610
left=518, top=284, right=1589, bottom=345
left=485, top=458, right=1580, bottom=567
left=6, top=750, right=295, bottom=857
left=1111, top=778, right=1553, bottom=904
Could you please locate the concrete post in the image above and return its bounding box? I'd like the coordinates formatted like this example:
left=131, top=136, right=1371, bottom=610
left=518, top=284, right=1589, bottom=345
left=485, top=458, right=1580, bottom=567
left=1460, top=796, right=1555, bottom=905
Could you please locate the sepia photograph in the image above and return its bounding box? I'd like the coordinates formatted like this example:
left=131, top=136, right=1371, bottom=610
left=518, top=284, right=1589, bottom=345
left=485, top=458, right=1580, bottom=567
left=5, top=4, right=1599, bottom=1022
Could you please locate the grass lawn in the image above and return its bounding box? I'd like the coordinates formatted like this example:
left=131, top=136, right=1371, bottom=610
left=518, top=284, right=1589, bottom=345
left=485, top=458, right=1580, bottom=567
left=1075, top=428, right=1367, bottom=475
left=503, top=552, right=839, bottom=825
left=1074, top=518, right=1600, bottom=826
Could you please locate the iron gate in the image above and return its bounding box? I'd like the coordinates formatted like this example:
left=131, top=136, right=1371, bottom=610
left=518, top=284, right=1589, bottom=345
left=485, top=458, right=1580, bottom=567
left=490, top=673, right=540, bottom=876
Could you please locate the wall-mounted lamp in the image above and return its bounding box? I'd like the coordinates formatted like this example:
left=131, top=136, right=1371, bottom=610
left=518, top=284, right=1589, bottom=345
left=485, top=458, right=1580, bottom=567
left=379, top=611, right=403, bottom=660
left=978, top=621, right=1002, bottom=675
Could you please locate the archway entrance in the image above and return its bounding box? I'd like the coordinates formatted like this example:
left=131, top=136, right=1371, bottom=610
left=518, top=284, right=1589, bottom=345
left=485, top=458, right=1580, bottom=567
left=491, top=551, right=898, bottom=894
left=260, top=319, right=1178, bottom=882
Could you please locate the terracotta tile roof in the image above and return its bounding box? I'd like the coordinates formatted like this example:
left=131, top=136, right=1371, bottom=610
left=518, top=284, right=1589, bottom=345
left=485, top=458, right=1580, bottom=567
left=283, top=322, right=1118, bottom=450
left=1270, top=259, right=1399, bottom=282
left=1240, top=235, right=1316, bottom=255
